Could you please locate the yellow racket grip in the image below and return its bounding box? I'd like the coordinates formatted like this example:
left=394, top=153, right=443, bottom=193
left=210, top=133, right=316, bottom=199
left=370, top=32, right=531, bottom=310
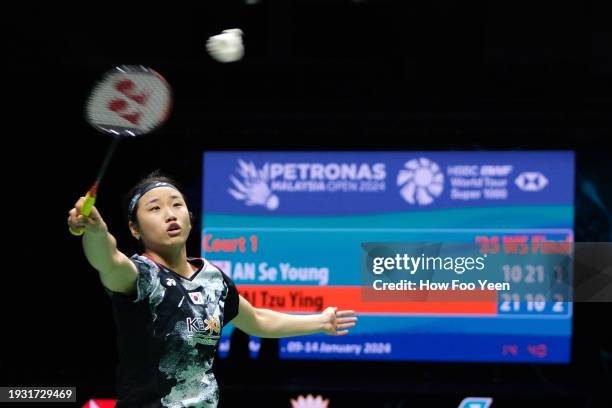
left=69, top=192, right=97, bottom=236
left=81, top=192, right=96, bottom=216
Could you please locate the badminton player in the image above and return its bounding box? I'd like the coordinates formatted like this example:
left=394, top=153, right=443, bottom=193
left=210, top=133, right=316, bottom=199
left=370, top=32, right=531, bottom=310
left=67, top=171, right=357, bottom=408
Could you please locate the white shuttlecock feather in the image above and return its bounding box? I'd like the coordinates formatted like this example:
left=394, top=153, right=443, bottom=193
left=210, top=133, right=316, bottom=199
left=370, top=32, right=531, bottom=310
left=206, top=28, right=244, bottom=63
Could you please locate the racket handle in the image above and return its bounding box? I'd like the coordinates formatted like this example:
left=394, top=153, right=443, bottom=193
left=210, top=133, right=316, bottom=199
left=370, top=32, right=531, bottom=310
left=69, top=192, right=97, bottom=236
left=81, top=192, right=96, bottom=216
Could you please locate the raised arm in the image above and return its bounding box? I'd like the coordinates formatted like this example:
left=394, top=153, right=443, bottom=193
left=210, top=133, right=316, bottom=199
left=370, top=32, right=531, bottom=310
left=68, top=196, right=137, bottom=294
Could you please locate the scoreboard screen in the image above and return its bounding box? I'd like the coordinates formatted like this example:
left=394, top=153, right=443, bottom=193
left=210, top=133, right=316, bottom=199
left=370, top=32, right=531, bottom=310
left=203, top=151, right=573, bottom=363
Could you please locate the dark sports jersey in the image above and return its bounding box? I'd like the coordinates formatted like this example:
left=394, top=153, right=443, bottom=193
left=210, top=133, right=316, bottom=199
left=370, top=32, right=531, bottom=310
left=107, top=254, right=239, bottom=408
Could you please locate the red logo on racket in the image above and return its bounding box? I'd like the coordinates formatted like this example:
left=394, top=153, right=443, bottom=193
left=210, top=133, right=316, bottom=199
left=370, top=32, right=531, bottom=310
left=107, top=79, right=150, bottom=125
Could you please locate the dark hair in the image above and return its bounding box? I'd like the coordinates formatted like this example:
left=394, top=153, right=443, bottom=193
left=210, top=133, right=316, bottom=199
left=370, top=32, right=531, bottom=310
left=124, top=170, right=194, bottom=227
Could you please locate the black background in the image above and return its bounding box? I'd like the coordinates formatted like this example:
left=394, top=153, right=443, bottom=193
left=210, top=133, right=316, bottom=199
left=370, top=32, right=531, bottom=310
left=5, top=1, right=612, bottom=407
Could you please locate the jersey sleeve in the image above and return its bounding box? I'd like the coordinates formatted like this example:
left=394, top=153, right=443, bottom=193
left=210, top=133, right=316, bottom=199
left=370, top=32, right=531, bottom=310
left=129, top=255, right=160, bottom=303
left=103, top=255, right=159, bottom=303
left=219, top=267, right=240, bottom=324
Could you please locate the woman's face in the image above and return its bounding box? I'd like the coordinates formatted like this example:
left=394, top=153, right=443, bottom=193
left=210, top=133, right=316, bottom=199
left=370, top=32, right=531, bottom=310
left=132, top=187, right=192, bottom=250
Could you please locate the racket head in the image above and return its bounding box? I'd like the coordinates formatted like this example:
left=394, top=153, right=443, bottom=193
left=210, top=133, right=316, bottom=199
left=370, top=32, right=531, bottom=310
left=85, top=65, right=172, bottom=137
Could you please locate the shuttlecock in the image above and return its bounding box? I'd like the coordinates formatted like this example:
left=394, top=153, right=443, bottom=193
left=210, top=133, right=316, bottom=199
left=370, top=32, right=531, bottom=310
left=206, top=29, right=244, bottom=63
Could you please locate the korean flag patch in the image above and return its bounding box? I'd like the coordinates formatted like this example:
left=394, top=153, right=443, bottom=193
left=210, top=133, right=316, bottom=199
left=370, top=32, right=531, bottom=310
left=188, top=291, right=205, bottom=305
